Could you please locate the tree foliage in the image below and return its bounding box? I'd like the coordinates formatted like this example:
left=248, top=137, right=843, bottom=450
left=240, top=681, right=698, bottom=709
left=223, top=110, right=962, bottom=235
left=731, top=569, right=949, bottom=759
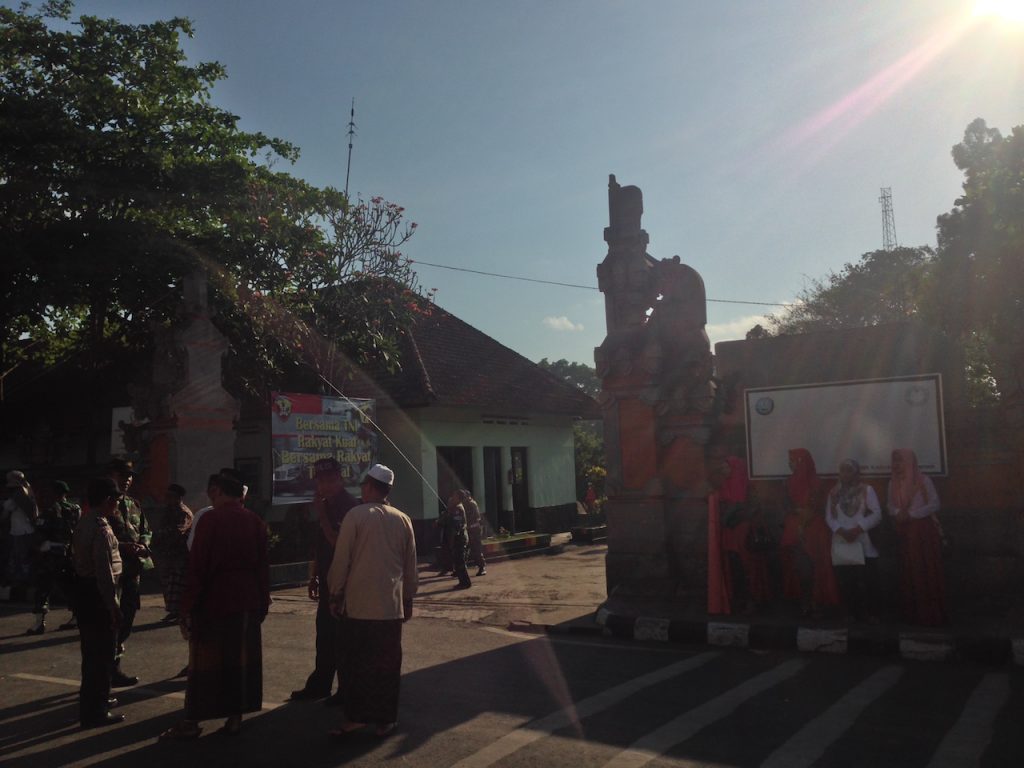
left=931, top=118, right=1024, bottom=416
left=0, top=1, right=422, bottom=402
left=764, top=247, right=934, bottom=336
left=537, top=357, right=601, bottom=397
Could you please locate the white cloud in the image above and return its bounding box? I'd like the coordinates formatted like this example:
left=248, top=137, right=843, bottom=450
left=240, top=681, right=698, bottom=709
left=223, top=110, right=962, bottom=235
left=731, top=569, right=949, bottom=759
left=705, top=314, right=771, bottom=347
left=543, top=315, right=585, bottom=332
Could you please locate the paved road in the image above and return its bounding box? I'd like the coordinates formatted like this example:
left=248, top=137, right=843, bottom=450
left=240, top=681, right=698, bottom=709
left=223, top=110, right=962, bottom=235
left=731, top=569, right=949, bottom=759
left=2, top=544, right=1022, bottom=767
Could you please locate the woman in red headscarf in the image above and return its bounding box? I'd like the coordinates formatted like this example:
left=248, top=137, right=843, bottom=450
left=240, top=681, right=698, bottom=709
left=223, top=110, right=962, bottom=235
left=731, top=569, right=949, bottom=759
left=888, top=448, right=945, bottom=625
left=718, top=457, right=772, bottom=612
left=779, top=448, right=839, bottom=616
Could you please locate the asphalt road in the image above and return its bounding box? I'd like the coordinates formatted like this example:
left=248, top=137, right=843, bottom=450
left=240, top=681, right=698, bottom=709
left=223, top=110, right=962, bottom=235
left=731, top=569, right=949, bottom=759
left=2, top=545, right=1022, bottom=767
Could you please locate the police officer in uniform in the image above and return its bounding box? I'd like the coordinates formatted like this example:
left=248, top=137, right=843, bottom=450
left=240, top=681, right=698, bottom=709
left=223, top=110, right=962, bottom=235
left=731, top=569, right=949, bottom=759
left=443, top=493, right=472, bottom=590
left=105, top=459, right=148, bottom=687
left=73, top=477, right=125, bottom=728
left=461, top=489, right=487, bottom=577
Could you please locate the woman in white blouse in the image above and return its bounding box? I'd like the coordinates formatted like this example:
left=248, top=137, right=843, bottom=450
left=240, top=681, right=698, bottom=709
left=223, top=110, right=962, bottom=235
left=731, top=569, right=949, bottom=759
left=826, top=459, right=882, bottom=623
left=887, top=448, right=946, bottom=626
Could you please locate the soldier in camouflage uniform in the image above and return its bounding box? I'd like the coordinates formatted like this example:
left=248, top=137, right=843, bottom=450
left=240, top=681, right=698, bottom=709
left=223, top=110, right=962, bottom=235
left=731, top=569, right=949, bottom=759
left=26, top=480, right=80, bottom=634
left=105, top=459, right=149, bottom=687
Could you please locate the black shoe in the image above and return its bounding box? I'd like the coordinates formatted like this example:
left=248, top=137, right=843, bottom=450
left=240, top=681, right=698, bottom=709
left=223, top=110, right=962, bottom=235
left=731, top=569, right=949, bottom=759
left=160, top=612, right=178, bottom=623
left=324, top=692, right=345, bottom=707
left=82, top=713, right=125, bottom=728
left=110, top=673, right=138, bottom=688
left=290, top=687, right=328, bottom=701
left=476, top=568, right=487, bottom=576
left=455, top=582, right=472, bottom=590
left=25, top=624, right=45, bottom=636
left=107, top=697, right=119, bottom=708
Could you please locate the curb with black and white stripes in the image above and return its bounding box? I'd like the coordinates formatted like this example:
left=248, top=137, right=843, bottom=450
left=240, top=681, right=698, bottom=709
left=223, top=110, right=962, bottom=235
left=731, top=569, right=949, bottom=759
left=511, top=610, right=1024, bottom=666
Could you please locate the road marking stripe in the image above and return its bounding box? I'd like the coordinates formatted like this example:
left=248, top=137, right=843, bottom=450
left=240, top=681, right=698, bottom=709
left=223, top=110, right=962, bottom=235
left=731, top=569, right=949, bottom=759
left=450, top=651, right=721, bottom=768
left=478, top=625, right=694, bottom=653
left=10, top=673, right=284, bottom=709
left=760, top=665, right=904, bottom=768
left=926, top=672, right=1010, bottom=768
left=601, top=659, right=807, bottom=768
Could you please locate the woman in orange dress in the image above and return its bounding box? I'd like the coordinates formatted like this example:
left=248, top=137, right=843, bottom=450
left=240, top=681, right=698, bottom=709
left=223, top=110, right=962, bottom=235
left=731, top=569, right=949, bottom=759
left=779, top=448, right=839, bottom=616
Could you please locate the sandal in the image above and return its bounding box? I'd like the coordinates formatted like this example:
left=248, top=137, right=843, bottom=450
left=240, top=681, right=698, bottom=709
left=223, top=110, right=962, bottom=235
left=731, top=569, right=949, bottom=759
left=375, top=722, right=397, bottom=738
left=328, top=722, right=368, bottom=741
left=158, top=722, right=202, bottom=742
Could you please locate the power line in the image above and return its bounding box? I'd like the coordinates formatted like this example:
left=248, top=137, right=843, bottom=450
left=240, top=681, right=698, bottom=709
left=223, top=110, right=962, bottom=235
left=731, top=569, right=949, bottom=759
left=410, top=259, right=789, bottom=308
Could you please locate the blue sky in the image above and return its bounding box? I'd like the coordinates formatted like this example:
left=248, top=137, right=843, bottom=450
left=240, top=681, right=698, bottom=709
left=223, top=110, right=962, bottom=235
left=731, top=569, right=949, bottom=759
left=61, top=1, right=1024, bottom=365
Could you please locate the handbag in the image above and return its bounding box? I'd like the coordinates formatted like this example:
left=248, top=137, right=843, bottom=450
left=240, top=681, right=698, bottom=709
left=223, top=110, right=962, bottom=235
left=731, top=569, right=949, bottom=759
left=831, top=533, right=865, bottom=566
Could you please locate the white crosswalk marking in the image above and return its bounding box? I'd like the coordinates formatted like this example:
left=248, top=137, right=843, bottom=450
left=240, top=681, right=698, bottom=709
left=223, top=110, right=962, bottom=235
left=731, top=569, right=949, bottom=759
left=760, top=665, right=904, bottom=768
left=450, top=651, right=721, bottom=768
left=602, top=659, right=807, bottom=768
left=9, top=673, right=285, bottom=709
left=926, top=672, right=1010, bottom=768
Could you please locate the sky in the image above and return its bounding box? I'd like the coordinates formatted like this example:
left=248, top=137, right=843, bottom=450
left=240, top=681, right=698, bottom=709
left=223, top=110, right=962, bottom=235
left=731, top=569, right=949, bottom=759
left=55, top=0, right=1024, bottom=366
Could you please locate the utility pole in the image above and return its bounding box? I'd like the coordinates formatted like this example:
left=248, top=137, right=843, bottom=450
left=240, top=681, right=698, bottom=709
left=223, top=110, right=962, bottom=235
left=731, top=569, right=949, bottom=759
left=879, top=187, right=898, bottom=251
left=344, top=98, right=356, bottom=199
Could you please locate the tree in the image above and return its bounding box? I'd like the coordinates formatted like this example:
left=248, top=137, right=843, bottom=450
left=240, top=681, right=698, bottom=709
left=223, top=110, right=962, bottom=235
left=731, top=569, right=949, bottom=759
left=930, top=118, right=1024, bottom=417
left=0, top=1, right=421, bottom=403
left=537, top=357, right=601, bottom=397
left=763, top=246, right=934, bottom=336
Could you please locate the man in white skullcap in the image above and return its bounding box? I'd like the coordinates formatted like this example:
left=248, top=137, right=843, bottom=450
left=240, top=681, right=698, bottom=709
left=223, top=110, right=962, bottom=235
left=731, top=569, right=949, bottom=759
left=326, top=464, right=417, bottom=740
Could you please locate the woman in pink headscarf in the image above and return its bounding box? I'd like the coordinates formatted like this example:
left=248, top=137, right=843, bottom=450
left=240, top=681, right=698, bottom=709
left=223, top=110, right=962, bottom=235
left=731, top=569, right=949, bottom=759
left=888, top=448, right=945, bottom=625
left=779, top=448, right=839, bottom=616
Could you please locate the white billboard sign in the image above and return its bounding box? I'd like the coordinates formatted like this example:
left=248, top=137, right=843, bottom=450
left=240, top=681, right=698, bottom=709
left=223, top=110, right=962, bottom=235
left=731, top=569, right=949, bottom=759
left=745, top=374, right=946, bottom=478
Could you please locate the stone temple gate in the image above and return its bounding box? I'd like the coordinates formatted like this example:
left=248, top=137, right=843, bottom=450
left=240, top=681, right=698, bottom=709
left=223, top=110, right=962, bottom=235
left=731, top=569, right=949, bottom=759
left=596, top=175, right=717, bottom=598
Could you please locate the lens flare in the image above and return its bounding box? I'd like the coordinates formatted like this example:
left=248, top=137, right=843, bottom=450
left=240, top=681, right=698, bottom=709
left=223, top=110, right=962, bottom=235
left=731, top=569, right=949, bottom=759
left=974, top=0, right=1024, bottom=23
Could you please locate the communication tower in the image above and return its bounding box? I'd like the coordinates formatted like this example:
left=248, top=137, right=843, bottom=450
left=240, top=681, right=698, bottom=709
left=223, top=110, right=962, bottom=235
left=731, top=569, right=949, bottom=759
left=344, top=98, right=356, bottom=199
left=879, top=187, right=898, bottom=251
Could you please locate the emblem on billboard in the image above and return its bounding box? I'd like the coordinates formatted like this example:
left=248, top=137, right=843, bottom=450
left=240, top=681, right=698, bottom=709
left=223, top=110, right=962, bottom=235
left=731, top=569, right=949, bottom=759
left=904, top=385, right=929, bottom=406
left=754, top=396, right=775, bottom=416
left=272, top=394, right=293, bottom=420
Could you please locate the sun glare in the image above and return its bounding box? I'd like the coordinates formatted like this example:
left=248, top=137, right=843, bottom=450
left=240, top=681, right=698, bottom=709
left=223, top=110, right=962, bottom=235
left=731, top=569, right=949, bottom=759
left=973, top=0, right=1024, bottom=23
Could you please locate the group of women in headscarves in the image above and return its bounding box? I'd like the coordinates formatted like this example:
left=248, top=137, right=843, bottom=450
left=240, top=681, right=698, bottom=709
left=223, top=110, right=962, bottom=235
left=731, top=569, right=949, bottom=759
left=718, top=448, right=946, bottom=626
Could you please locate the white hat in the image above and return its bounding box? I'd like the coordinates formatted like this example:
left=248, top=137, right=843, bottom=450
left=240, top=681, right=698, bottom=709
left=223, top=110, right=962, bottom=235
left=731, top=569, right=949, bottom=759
left=366, top=464, right=395, bottom=486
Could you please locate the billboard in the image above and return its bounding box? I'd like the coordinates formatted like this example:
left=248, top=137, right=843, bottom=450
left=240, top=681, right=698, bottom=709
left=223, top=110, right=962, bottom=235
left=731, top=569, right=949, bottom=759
left=270, top=391, right=377, bottom=505
left=744, top=374, right=946, bottom=478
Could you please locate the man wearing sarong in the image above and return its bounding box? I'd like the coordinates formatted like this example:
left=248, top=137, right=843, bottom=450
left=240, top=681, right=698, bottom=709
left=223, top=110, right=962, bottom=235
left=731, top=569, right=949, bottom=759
left=291, top=457, right=357, bottom=704
left=159, top=468, right=270, bottom=740
left=150, top=483, right=192, bottom=623
left=326, top=464, right=417, bottom=740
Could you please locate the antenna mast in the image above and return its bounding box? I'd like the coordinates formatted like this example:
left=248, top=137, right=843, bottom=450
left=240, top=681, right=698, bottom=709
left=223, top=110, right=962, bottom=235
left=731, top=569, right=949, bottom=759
left=344, top=98, right=356, bottom=199
left=879, top=187, right=898, bottom=251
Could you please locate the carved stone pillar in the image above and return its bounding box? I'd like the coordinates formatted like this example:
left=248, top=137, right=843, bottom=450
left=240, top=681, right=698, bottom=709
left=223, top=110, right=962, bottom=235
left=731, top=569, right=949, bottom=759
left=596, top=176, right=716, bottom=598
left=146, top=270, right=239, bottom=512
